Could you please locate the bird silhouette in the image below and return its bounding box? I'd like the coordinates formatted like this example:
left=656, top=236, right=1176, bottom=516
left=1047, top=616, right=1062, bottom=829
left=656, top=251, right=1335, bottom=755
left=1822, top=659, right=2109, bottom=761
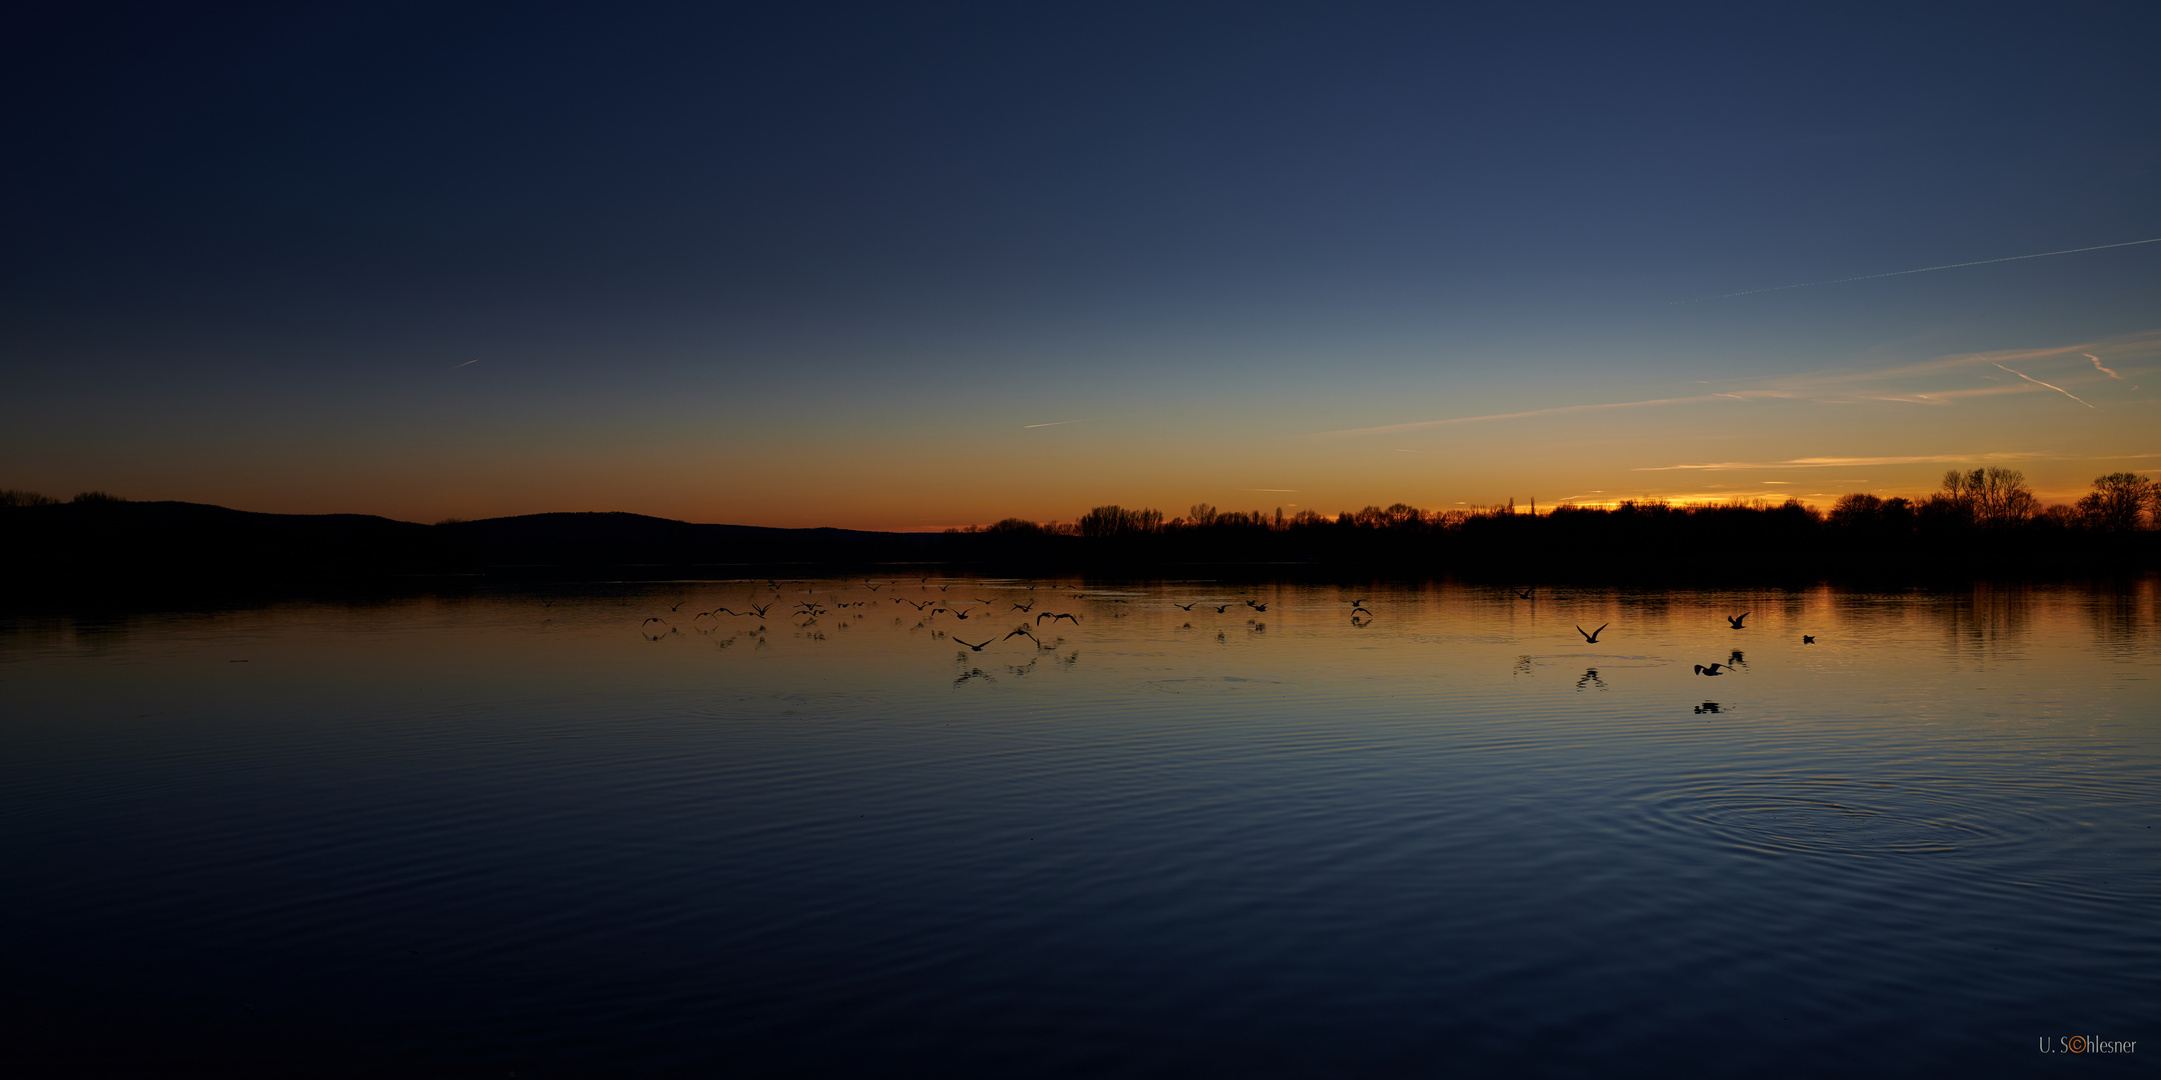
left=1037, top=612, right=1081, bottom=625
left=1350, top=605, right=1372, bottom=616
left=1003, top=625, right=1036, bottom=641
left=1728, top=612, right=1750, bottom=629
left=1516, top=588, right=1534, bottom=599
left=1214, top=605, right=1231, bottom=613
left=1693, top=663, right=1728, bottom=676
left=954, top=637, right=992, bottom=651
left=668, top=599, right=689, bottom=612
left=641, top=617, right=664, bottom=628
left=747, top=603, right=773, bottom=618
left=952, top=607, right=975, bottom=620
left=1013, top=601, right=1035, bottom=612
left=1576, top=623, right=1607, bottom=643
left=1176, top=602, right=1198, bottom=611
left=1802, top=635, right=1816, bottom=644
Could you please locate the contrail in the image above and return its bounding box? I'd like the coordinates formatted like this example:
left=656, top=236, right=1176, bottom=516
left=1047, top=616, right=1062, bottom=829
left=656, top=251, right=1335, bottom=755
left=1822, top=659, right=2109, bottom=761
left=451, top=359, right=482, bottom=368
left=2087, top=353, right=2125, bottom=380
left=1024, top=419, right=1092, bottom=428
left=1678, top=236, right=2161, bottom=303
left=1992, top=363, right=2094, bottom=408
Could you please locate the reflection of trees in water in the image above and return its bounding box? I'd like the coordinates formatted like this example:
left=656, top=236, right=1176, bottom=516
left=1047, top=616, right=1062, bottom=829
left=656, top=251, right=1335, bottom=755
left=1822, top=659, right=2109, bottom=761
left=1940, top=582, right=2036, bottom=657
left=2082, top=576, right=2158, bottom=658
left=1930, top=581, right=2156, bottom=660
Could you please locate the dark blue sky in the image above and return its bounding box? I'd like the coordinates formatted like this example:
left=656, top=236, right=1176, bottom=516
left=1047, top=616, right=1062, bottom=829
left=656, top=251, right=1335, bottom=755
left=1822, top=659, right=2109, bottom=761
left=6, top=2, right=2158, bottom=525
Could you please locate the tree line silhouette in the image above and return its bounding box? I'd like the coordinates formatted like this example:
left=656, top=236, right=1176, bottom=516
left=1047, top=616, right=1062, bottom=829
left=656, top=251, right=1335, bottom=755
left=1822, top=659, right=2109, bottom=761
left=4, top=469, right=2156, bottom=593
left=941, top=470, right=2161, bottom=577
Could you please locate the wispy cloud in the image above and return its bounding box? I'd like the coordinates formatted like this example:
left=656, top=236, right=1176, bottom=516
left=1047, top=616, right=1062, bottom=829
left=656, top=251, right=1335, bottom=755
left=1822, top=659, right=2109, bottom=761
left=451, top=359, right=481, bottom=369
left=2088, top=353, right=2126, bottom=380
left=1677, top=236, right=2161, bottom=304
left=1856, top=383, right=2045, bottom=405
left=1638, top=452, right=2043, bottom=472
left=1992, top=363, right=2094, bottom=408
left=1023, top=419, right=1093, bottom=428
left=1314, top=392, right=1785, bottom=436
left=1316, top=330, right=2157, bottom=438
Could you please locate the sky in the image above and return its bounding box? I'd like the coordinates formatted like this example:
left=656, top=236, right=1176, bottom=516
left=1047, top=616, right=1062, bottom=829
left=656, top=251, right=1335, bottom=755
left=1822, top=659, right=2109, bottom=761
left=4, top=1, right=2159, bottom=529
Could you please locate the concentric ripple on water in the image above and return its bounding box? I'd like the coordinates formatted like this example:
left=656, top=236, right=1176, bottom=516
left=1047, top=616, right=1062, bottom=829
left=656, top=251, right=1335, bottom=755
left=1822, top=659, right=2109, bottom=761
left=1639, top=774, right=2044, bottom=858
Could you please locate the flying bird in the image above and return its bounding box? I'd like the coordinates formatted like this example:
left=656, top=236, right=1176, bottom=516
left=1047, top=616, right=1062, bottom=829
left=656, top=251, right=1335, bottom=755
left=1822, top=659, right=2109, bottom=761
left=954, top=637, right=992, bottom=651
left=1576, top=623, right=1607, bottom=643
left=1003, top=625, right=1036, bottom=641
left=1516, top=588, right=1534, bottom=599
left=1802, top=635, right=1816, bottom=644
left=1727, top=612, right=1749, bottom=629
left=1176, top=602, right=1199, bottom=611
left=1693, top=663, right=1727, bottom=676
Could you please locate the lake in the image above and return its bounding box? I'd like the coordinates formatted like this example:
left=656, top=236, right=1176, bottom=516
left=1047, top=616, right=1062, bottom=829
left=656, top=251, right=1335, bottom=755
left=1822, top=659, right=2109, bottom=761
left=3, top=577, right=2155, bottom=1076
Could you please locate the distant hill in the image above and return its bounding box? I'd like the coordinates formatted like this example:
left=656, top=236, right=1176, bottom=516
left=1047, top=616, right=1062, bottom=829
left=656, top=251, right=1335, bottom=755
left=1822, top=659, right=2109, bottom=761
left=436, top=511, right=938, bottom=567
left=0, top=501, right=941, bottom=591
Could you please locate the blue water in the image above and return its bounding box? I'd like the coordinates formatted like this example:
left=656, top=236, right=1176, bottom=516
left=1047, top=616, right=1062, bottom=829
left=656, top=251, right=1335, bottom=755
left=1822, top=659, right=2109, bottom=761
left=3, top=579, right=2156, bottom=1076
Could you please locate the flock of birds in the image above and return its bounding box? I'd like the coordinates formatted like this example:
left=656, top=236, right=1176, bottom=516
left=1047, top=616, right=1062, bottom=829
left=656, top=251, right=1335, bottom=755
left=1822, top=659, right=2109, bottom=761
left=628, top=580, right=1822, bottom=705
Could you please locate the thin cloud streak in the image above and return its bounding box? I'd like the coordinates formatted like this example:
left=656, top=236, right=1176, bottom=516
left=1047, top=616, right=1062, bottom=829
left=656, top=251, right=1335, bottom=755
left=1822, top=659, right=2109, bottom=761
left=2088, top=354, right=2126, bottom=380
left=1638, top=452, right=2043, bottom=472
left=1314, top=392, right=1781, bottom=436
left=1677, top=236, right=2161, bottom=303
left=1315, top=330, right=2155, bottom=439
left=1638, top=451, right=2161, bottom=472
left=1860, top=384, right=2043, bottom=404
left=1992, top=363, right=2095, bottom=408
left=1023, top=419, right=1094, bottom=428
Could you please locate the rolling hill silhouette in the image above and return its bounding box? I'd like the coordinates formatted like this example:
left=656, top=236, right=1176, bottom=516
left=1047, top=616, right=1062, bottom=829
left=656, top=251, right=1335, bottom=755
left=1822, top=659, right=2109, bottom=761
left=1, top=501, right=938, bottom=592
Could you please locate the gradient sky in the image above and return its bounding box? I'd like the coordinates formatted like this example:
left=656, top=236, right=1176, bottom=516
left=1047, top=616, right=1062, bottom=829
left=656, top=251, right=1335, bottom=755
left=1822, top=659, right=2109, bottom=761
left=5, top=2, right=2159, bottom=529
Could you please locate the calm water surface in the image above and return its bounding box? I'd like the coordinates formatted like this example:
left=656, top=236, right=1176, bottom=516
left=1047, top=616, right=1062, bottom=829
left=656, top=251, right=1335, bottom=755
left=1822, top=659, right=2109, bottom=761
left=4, top=579, right=2156, bottom=1076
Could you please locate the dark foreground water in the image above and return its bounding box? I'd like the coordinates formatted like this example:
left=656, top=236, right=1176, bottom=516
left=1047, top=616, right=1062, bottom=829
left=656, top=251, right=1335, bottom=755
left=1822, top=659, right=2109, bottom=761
left=3, top=578, right=2155, bottom=1077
